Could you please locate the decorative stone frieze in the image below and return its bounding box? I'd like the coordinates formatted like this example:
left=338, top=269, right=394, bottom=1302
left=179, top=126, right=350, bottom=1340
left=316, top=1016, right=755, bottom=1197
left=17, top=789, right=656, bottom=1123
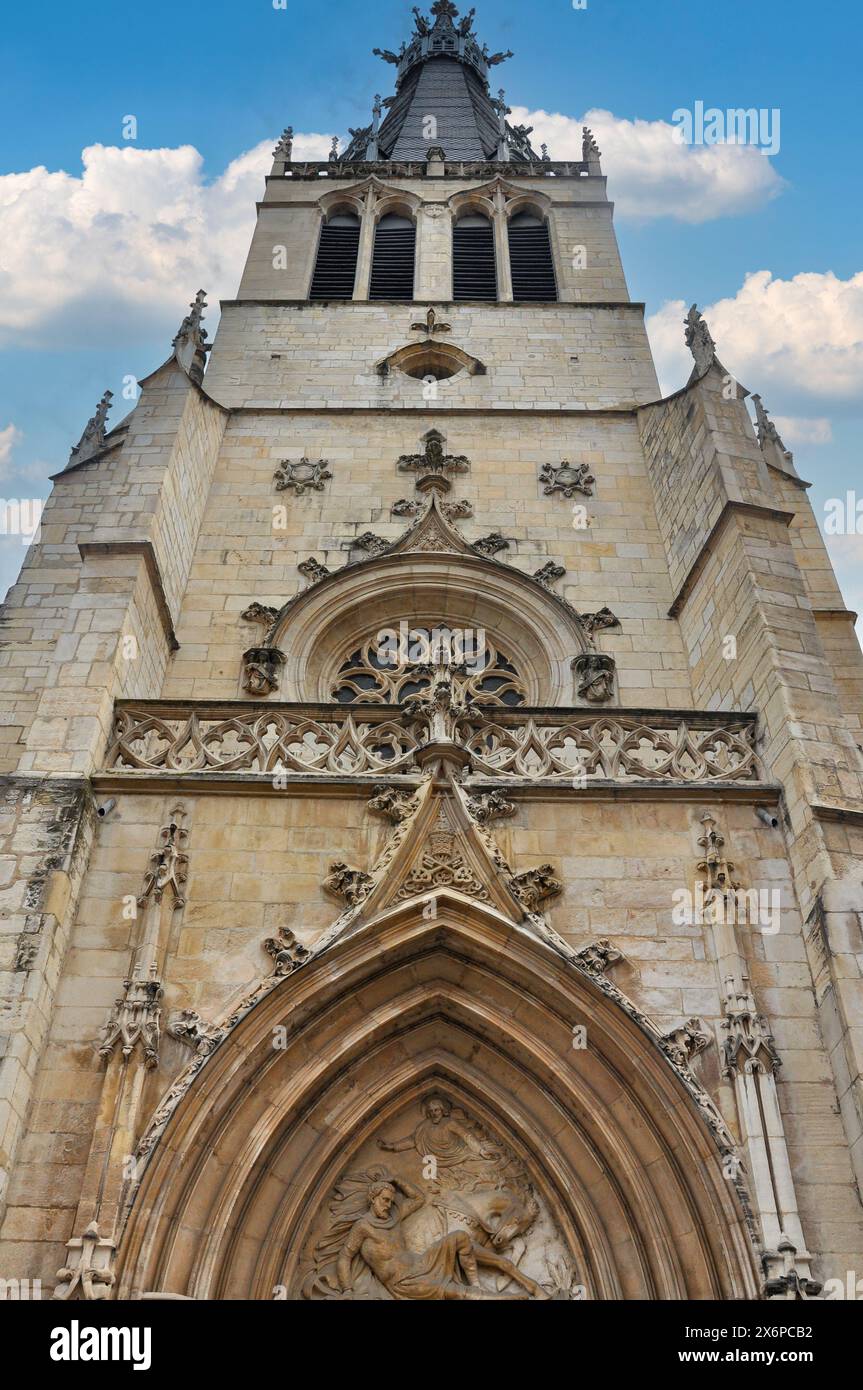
left=273, top=456, right=332, bottom=495
left=539, top=460, right=595, bottom=499
left=107, top=704, right=762, bottom=783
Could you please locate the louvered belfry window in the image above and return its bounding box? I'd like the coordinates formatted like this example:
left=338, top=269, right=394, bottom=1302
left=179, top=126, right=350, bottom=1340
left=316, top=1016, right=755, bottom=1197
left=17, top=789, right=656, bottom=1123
left=369, top=213, right=417, bottom=300
left=508, top=211, right=558, bottom=301
left=453, top=213, right=497, bottom=301
left=309, top=212, right=360, bottom=300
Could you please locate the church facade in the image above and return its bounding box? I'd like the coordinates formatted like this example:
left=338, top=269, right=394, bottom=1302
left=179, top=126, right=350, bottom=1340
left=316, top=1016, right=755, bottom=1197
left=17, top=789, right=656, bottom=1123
left=1, top=1, right=863, bottom=1301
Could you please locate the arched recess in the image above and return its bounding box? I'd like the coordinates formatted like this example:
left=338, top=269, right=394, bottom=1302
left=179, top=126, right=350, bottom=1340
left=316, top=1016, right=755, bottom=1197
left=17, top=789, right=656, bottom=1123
left=266, top=540, right=593, bottom=704
left=116, top=896, right=760, bottom=1301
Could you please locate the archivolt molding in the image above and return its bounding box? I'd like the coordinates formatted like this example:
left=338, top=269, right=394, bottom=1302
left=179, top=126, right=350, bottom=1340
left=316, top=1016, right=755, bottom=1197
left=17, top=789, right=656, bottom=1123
left=114, top=887, right=760, bottom=1301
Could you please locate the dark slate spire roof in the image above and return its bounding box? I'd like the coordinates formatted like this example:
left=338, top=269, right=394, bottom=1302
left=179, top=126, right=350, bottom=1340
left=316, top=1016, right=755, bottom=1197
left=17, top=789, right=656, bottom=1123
left=344, top=2, right=539, bottom=164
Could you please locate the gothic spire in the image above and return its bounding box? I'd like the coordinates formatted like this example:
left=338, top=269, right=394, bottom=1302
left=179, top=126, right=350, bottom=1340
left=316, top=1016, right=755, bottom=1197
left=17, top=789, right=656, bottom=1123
left=348, top=3, right=533, bottom=164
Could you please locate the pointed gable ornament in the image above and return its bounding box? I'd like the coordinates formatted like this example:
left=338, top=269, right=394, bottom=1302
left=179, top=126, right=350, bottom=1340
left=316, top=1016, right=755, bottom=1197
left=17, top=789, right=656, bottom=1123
left=68, top=390, right=113, bottom=468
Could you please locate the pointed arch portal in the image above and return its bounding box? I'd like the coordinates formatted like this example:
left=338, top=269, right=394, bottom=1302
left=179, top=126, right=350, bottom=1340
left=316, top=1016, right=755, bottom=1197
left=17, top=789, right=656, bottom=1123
left=117, top=895, right=759, bottom=1301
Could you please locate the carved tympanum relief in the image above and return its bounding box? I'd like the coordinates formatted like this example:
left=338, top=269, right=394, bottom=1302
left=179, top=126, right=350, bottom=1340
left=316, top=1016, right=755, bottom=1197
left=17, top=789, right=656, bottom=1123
left=297, top=1092, right=578, bottom=1300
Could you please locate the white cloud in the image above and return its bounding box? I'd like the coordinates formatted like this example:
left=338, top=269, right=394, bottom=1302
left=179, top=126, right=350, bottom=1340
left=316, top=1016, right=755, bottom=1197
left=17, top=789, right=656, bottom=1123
left=510, top=106, right=785, bottom=222
left=0, top=422, right=23, bottom=469
left=646, top=270, right=863, bottom=405
left=0, top=132, right=333, bottom=348
left=772, top=416, right=833, bottom=446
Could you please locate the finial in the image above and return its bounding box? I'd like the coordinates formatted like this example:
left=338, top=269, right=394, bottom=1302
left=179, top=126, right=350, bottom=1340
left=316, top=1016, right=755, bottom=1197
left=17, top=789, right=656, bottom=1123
left=68, top=390, right=113, bottom=467
left=172, top=290, right=211, bottom=383
left=373, top=93, right=382, bottom=118
left=582, top=127, right=601, bottom=165
left=751, top=393, right=792, bottom=461
left=684, top=304, right=718, bottom=376
left=541, top=143, right=550, bottom=163
left=329, top=136, right=340, bottom=162
left=273, top=126, right=294, bottom=161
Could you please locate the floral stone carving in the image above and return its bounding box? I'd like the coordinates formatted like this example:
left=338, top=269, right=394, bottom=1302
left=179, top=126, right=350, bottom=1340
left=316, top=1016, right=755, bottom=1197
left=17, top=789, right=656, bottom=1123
left=274, top=457, right=332, bottom=495
left=539, top=460, right=595, bottom=499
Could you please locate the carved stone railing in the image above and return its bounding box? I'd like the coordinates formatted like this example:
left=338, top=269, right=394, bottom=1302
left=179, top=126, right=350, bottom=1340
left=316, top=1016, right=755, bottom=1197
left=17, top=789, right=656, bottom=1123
left=106, top=703, right=761, bottom=784
left=279, top=160, right=590, bottom=181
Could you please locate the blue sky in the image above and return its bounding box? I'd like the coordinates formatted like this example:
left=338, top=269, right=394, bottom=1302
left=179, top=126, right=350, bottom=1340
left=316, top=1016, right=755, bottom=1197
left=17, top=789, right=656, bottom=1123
left=1, top=0, right=861, bottom=615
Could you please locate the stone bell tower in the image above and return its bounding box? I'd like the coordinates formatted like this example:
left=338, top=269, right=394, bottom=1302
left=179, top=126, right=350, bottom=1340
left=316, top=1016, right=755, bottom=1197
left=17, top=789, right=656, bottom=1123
left=1, top=0, right=863, bottom=1304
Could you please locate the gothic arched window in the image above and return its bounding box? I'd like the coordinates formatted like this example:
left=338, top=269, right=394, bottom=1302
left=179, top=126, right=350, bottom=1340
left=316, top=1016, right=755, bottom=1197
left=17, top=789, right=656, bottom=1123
left=453, top=212, right=498, bottom=302
left=309, top=211, right=361, bottom=300
left=508, top=211, right=557, bottom=301
left=332, top=628, right=527, bottom=707
left=369, top=212, right=417, bottom=300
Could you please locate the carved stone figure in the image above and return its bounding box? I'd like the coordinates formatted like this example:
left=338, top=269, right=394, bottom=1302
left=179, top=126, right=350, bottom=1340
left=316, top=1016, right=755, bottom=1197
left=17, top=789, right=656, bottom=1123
left=241, top=601, right=279, bottom=628
left=573, top=652, right=615, bottom=703
left=684, top=303, right=717, bottom=375
left=300, top=1093, right=574, bottom=1300
left=241, top=646, right=286, bottom=696
left=540, top=460, right=595, bottom=499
